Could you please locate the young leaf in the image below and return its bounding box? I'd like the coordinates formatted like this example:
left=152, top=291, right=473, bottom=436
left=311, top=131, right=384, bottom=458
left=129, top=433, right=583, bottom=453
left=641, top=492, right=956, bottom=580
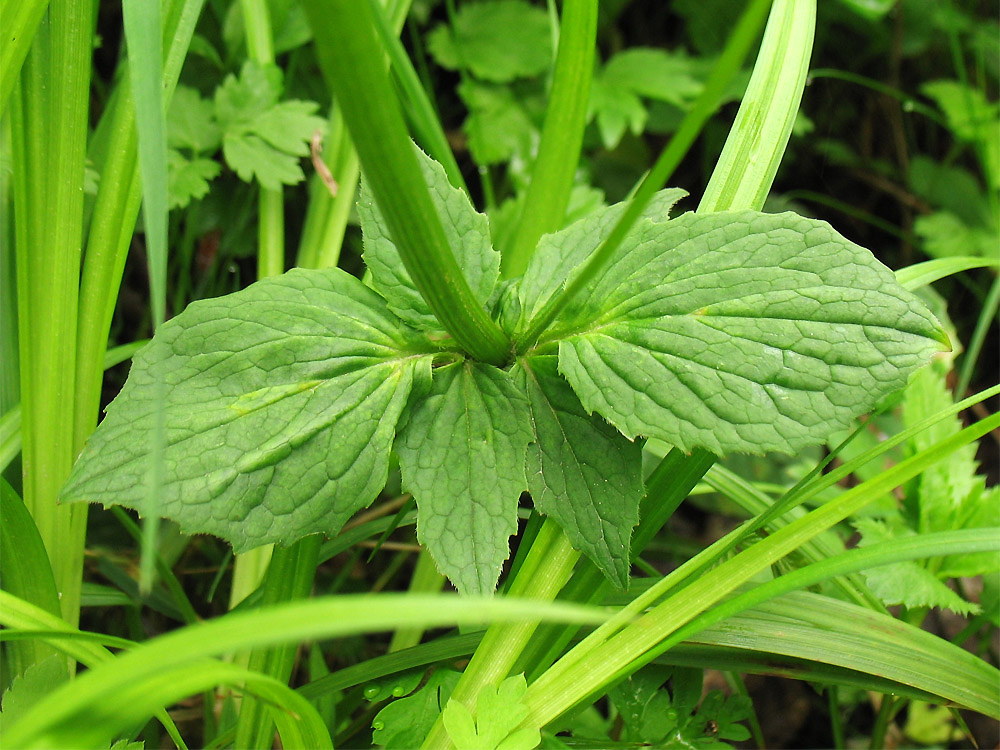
left=547, top=210, right=947, bottom=456
left=359, top=144, right=500, bottom=334
left=167, top=149, right=220, bottom=210
left=442, top=674, right=539, bottom=750
left=514, top=356, right=642, bottom=589
left=396, top=361, right=532, bottom=595
left=0, top=655, right=69, bottom=729
left=514, top=188, right=688, bottom=334
left=167, top=85, right=221, bottom=154
left=459, top=80, right=538, bottom=167
left=214, top=61, right=326, bottom=190
left=427, top=0, right=552, bottom=83
left=62, top=269, right=434, bottom=552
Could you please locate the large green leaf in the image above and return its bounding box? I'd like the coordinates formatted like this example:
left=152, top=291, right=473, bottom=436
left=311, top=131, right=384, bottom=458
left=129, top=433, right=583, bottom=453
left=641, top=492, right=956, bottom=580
left=512, top=188, right=687, bottom=334
left=62, top=268, right=434, bottom=551
left=396, top=361, right=533, bottom=595
left=549, top=210, right=947, bottom=455
left=359, top=144, right=500, bottom=333
left=514, top=356, right=642, bottom=589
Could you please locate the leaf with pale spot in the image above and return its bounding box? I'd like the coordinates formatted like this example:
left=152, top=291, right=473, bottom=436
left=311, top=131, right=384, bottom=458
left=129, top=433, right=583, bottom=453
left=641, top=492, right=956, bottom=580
left=542, top=210, right=947, bottom=456
left=61, top=268, right=434, bottom=552
left=396, top=362, right=532, bottom=595
left=514, top=356, right=642, bottom=589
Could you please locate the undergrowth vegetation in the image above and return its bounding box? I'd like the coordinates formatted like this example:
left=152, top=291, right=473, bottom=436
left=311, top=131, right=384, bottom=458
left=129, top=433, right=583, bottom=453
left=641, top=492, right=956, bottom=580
left=1, top=0, right=998, bottom=748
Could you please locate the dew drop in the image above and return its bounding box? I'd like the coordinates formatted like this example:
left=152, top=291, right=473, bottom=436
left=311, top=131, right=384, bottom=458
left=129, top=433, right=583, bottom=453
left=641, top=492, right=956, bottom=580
left=364, top=685, right=380, bottom=699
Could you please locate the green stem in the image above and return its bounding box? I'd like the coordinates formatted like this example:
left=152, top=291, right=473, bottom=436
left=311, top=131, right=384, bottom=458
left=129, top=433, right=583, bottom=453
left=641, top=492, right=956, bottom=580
left=515, top=0, right=772, bottom=352
left=502, top=0, right=598, bottom=278
left=305, top=0, right=510, bottom=365
left=14, top=0, right=95, bottom=631
left=421, top=520, right=580, bottom=750
left=232, top=536, right=322, bottom=750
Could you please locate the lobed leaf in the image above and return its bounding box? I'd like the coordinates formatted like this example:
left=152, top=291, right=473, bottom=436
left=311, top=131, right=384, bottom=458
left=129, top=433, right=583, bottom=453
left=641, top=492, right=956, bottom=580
left=427, top=0, right=552, bottom=83
left=545, top=210, right=947, bottom=456
left=359, top=143, right=500, bottom=333
left=62, top=268, right=434, bottom=552
left=514, top=356, right=642, bottom=589
left=396, top=362, right=533, bottom=595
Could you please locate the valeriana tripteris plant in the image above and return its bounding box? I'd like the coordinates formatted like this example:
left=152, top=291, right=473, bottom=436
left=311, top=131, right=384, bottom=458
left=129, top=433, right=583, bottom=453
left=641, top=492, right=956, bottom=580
left=61, top=143, right=946, bottom=596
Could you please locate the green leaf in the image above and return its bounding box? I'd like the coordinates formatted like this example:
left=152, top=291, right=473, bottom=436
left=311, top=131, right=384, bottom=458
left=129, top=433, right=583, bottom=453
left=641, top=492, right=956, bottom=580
left=921, top=79, right=1000, bottom=186
left=372, top=669, right=461, bottom=750
left=0, top=655, right=69, bottom=730
left=602, top=48, right=704, bottom=108
left=513, top=188, right=688, bottom=336
left=359, top=144, right=500, bottom=334
left=914, top=211, right=997, bottom=259
left=427, top=0, right=552, bottom=83
left=514, top=356, right=642, bottom=589
left=396, top=361, right=533, bottom=595
left=167, top=149, right=220, bottom=210
left=62, top=268, right=434, bottom=552
left=548, top=210, right=946, bottom=456
left=588, top=76, right=646, bottom=150
left=460, top=80, right=538, bottom=166
left=854, top=519, right=980, bottom=616
left=443, top=674, right=539, bottom=750
left=214, top=61, right=326, bottom=190
left=167, top=85, right=221, bottom=154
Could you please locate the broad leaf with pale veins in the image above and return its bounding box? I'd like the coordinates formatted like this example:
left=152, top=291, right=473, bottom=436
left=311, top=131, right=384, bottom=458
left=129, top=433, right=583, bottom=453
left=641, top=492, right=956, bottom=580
left=514, top=356, right=642, bottom=588
left=62, top=268, right=434, bottom=551
left=396, top=362, right=532, bottom=595
left=540, top=210, right=947, bottom=456
left=513, top=188, right=687, bottom=333
left=359, top=144, right=499, bottom=333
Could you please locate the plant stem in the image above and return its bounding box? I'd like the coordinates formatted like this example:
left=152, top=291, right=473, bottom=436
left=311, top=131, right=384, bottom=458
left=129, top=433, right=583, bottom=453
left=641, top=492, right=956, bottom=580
left=502, top=0, right=598, bottom=278
left=305, top=0, right=511, bottom=365
left=13, top=0, right=95, bottom=631
left=956, top=273, right=999, bottom=397
left=0, top=0, right=48, bottom=116
left=233, top=535, right=322, bottom=750
left=421, top=520, right=580, bottom=750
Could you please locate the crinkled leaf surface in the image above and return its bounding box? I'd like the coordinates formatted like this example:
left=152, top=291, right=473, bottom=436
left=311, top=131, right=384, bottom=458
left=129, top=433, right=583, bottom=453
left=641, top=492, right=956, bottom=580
left=396, top=362, right=532, bottom=595
left=359, top=144, right=499, bottom=333
left=514, top=356, right=642, bottom=589
left=62, top=268, right=434, bottom=552
left=427, top=0, right=552, bottom=83
left=545, top=210, right=947, bottom=456
left=513, top=188, right=687, bottom=334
